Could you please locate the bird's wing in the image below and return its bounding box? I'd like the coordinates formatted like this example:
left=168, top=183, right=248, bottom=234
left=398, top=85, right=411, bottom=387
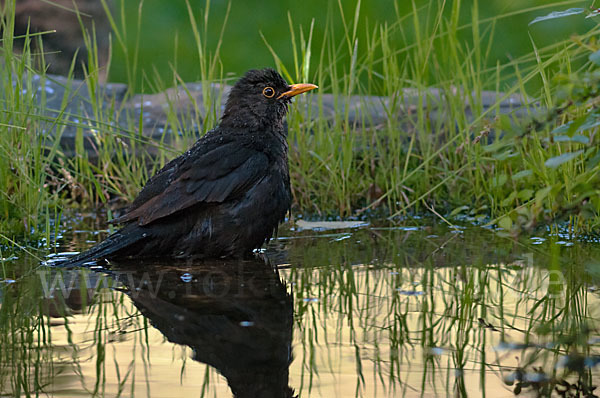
left=114, top=141, right=269, bottom=226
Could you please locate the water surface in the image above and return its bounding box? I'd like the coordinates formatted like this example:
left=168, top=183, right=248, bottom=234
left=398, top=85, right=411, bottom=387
left=1, top=217, right=600, bottom=397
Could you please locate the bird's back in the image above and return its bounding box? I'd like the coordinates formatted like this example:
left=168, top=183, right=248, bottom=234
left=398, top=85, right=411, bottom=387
left=110, top=126, right=291, bottom=259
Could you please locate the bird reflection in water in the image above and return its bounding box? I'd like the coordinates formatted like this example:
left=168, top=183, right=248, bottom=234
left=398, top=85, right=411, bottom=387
left=108, top=257, right=295, bottom=398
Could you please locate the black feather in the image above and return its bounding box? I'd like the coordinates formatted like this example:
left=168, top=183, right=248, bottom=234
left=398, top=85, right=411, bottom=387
left=58, top=68, right=315, bottom=266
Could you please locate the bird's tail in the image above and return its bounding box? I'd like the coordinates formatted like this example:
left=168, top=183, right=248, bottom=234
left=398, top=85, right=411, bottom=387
left=55, top=225, right=146, bottom=268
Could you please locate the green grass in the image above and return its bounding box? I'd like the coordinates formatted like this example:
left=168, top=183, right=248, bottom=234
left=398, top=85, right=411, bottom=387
left=0, top=0, right=64, bottom=239
left=1, top=0, right=600, bottom=244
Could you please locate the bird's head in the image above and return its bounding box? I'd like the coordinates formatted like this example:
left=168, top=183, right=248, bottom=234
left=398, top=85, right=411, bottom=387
left=220, top=68, right=317, bottom=132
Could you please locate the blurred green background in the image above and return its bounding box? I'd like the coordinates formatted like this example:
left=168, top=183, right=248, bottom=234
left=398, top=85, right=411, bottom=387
left=109, top=0, right=594, bottom=91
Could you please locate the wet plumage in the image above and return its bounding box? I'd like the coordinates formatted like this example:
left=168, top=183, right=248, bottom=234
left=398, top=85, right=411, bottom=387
left=62, top=68, right=317, bottom=266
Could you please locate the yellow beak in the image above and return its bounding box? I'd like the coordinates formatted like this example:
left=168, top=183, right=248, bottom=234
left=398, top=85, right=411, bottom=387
left=277, top=83, right=318, bottom=99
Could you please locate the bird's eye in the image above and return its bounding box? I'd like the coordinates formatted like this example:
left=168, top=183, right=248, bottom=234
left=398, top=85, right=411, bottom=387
left=262, top=86, right=275, bottom=98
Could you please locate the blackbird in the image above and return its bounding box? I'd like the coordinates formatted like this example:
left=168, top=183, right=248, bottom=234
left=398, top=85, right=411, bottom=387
left=63, top=68, right=317, bottom=266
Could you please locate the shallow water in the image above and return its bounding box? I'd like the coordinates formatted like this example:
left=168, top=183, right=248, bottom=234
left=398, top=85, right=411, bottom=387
left=1, top=217, right=600, bottom=397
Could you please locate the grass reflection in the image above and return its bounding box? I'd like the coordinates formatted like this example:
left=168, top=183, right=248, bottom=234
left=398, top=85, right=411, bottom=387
left=280, top=225, right=600, bottom=397
left=0, top=223, right=599, bottom=397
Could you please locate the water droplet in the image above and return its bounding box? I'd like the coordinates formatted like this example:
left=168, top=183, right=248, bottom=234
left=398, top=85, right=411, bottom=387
left=556, top=240, right=573, bottom=247
left=396, top=289, right=425, bottom=296
left=430, top=347, right=445, bottom=355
